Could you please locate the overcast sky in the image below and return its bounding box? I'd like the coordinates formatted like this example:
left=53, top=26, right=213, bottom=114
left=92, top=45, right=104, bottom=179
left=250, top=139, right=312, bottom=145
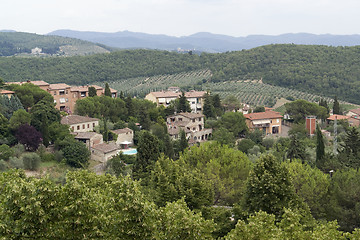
left=1, top=0, right=359, bottom=37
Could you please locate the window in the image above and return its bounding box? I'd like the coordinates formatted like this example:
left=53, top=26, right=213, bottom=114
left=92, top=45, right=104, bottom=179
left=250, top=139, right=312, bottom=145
left=198, top=118, right=201, bottom=121
left=59, top=98, right=66, bottom=103
left=179, top=118, right=183, bottom=121
left=83, top=124, right=85, bottom=129
left=77, top=125, right=80, bottom=130
left=81, top=92, right=86, bottom=97
left=87, top=124, right=90, bottom=128
left=192, top=119, right=195, bottom=123
left=60, top=106, right=65, bottom=111
left=93, top=123, right=95, bottom=127
left=59, top=90, right=65, bottom=95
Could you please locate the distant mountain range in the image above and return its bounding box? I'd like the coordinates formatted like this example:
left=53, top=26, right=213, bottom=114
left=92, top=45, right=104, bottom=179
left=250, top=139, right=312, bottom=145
left=48, top=30, right=360, bottom=53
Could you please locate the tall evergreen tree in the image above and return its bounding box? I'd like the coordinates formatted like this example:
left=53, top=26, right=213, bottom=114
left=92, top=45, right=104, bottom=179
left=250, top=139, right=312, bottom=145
left=287, top=134, right=306, bottom=162
left=125, top=96, right=135, bottom=118
left=104, top=83, right=111, bottom=97
left=88, top=86, right=97, bottom=97
left=315, top=124, right=325, bottom=168
left=133, top=130, right=160, bottom=180
left=178, top=92, right=191, bottom=113
left=333, top=96, right=340, bottom=115
left=203, top=94, right=215, bottom=118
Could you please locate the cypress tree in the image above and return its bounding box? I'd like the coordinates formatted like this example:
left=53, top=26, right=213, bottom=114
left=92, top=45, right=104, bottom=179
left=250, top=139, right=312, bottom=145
left=104, top=83, right=111, bottom=97
left=333, top=96, right=340, bottom=115
left=315, top=124, right=325, bottom=168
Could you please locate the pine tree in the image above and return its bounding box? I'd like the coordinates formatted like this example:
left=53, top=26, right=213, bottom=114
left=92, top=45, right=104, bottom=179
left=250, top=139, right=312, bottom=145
left=88, top=86, right=97, bottom=97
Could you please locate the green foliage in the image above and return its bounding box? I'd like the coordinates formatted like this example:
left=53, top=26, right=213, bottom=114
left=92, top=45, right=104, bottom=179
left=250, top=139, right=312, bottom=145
left=61, top=138, right=90, bottom=168
left=104, top=82, right=111, bottom=97
left=327, top=169, right=360, bottom=232
left=7, top=83, right=53, bottom=109
left=223, top=94, right=241, bottom=112
left=181, top=142, right=252, bottom=205
left=287, top=134, right=307, bottom=161
left=148, top=156, right=213, bottom=209
left=154, top=199, right=215, bottom=240
left=243, top=154, right=297, bottom=219
left=211, top=127, right=235, bottom=147
left=88, top=86, right=97, bottom=97
left=225, top=209, right=348, bottom=240
left=285, top=99, right=329, bottom=123
left=0, top=95, right=24, bottom=119
left=8, top=156, right=24, bottom=169
left=178, top=91, right=191, bottom=113
left=106, top=154, right=126, bottom=177
left=201, top=206, right=235, bottom=239
left=8, top=109, right=31, bottom=131
left=21, top=152, right=41, bottom=171
left=285, top=160, right=330, bottom=219
left=253, top=106, right=265, bottom=113
left=0, top=144, right=14, bottom=161
left=247, top=128, right=264, bottom=144
left=133, top=130, right=161, bottom=180
left=0, top=160, right=7, bottom=172
left=316, top=124, right=326, bottom=168
left=333, top=96, right=341, bottom=114
left=238, top=138, right=256, bottom=154
left=216, top=111, right=248, bottom=138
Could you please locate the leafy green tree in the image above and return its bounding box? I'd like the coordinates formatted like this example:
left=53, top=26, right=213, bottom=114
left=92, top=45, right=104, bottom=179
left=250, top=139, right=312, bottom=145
left=133, top=130, right=161, bottom=180
left=7, top=83, right=53, bottom=109
left=181, top=142, right=252, bottom=205
left=148, top=156, right=214, bottom=209
left=338, top=127, right=360, bottom=168
left=253, top=106, right=266, bottom=113
left=203, top=93, right=215, bottom=118
left=178, top=91, right=191, bottom=113
left=212, top=127, right=235, bottom=147
left=285, top=99, right=329, bottom=123
left=238, top=138, right=256, bottom=154
left=285, top=160, right=330, bottom=219
left=333, top=96, right=340, bottom=114
left=0, top=144, right=14, bottom=161
left=223, top=95, right=241, bottom=112
left=243, top=154, right=297, bottom=219
left=247, top=128, right=264, bottom=144
left=217, top=111, right=248, bottom=138
left=154, top=199, right=215, bottom=240
left=62, top=139, right=90, bottom=168
left=88, top=86, right=97, bottom=97
left=106, top=154, right=126, bottom=177
left=30, top=100, right=61, bottom=138
left=0, top=95, right=24, bottom=119
left=9, top=109, right=31, bottom=131
left=326, top=169, right=360, bottom=232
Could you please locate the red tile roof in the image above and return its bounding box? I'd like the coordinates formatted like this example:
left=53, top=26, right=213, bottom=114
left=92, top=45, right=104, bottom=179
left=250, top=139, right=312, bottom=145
left=327, top=114, right=350, bottom=121
left=48, top=83, right=71, bottom=90
left=244, top=111, right=283, bottom=120
left=349, top=108, right=360, bottom=116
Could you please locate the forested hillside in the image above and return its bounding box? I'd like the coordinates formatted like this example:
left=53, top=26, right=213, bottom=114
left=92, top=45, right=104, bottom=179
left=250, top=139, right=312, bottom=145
left=0, top=32, right=111, bottom=56
left=1, top=44, right=360, bottom=103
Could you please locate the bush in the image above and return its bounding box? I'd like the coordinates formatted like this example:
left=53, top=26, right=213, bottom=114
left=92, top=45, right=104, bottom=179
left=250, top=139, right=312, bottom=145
left=106, top=154, right=126, bottom=177
left=21, top=152, right=41, bottom=171
left=238, top=139, right=256, bottom=154
left=0, top=160, right=7, bottom=172
left=9, top=156, right=24, bottom=169
left=12, top=144, right=25, bottom=157
left=54, top=150, right=64, bottom=162
left=0, top=144, right=14, bottom=161
left=262, top=138, right=275, bottom=150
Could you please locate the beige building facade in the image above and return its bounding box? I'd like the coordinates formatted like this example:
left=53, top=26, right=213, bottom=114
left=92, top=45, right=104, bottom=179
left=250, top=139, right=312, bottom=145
left=61, top=115, right=99, bottom=133
left=244, top=111, right=283, bottom=135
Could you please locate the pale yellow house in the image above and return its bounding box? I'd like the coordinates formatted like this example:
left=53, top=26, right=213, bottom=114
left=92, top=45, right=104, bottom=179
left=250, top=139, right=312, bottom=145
left=244, top=111, right=283, bottom=135
left=61, top=115, right=99, bottom=133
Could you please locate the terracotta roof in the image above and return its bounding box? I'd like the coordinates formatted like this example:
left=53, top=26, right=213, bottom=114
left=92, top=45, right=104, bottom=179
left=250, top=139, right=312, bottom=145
left=0, top=89, right=15, bottom=94
left=92, top=142, right=119, bottom=154
left=111, top=128, right=133, bottom=135
left=61, top=115, right=99, bottom=125
left=48, top=83, right=71, bottom=90
left=148, top=91, right=181, bottom=98
left=73, top=132, right=102, bottom=139
left=244, top=111, right=283, bottom=120
left=327, top=114, right=350, bottom=121
left=70, top=85, right=103, bottom=92
left=349, top=108, right=360, bottom=116
left=102, top=88, right=117, bottom=94
left=184, top=90, right=206, bottom=98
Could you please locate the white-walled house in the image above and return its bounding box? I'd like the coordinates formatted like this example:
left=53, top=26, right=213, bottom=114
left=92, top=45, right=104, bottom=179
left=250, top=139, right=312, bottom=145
left=111, top=128, right=134, bottom=147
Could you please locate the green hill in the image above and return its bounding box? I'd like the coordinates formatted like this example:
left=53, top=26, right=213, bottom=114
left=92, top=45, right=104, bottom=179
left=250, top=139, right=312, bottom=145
left=0, top=32, right=111, bottom=56
left=1, top=44, right=360, bottom=104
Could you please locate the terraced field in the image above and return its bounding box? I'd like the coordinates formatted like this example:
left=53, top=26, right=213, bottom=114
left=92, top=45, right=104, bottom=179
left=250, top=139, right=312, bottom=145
left=92, top=69, right=352, bottom=107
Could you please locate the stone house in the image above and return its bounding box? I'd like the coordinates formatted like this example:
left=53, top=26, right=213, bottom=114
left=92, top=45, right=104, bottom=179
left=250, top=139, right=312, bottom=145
left=167, top=112, right=212, bottom=143
left=111, top=128, right=134, bottom=147
left=244, top=110, right=283, bottom=135
left=61, top=115, right=99, bottom=133
left=91, top=142, right=120, bottom=162
left=73, top=132, right=103, bottom=149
